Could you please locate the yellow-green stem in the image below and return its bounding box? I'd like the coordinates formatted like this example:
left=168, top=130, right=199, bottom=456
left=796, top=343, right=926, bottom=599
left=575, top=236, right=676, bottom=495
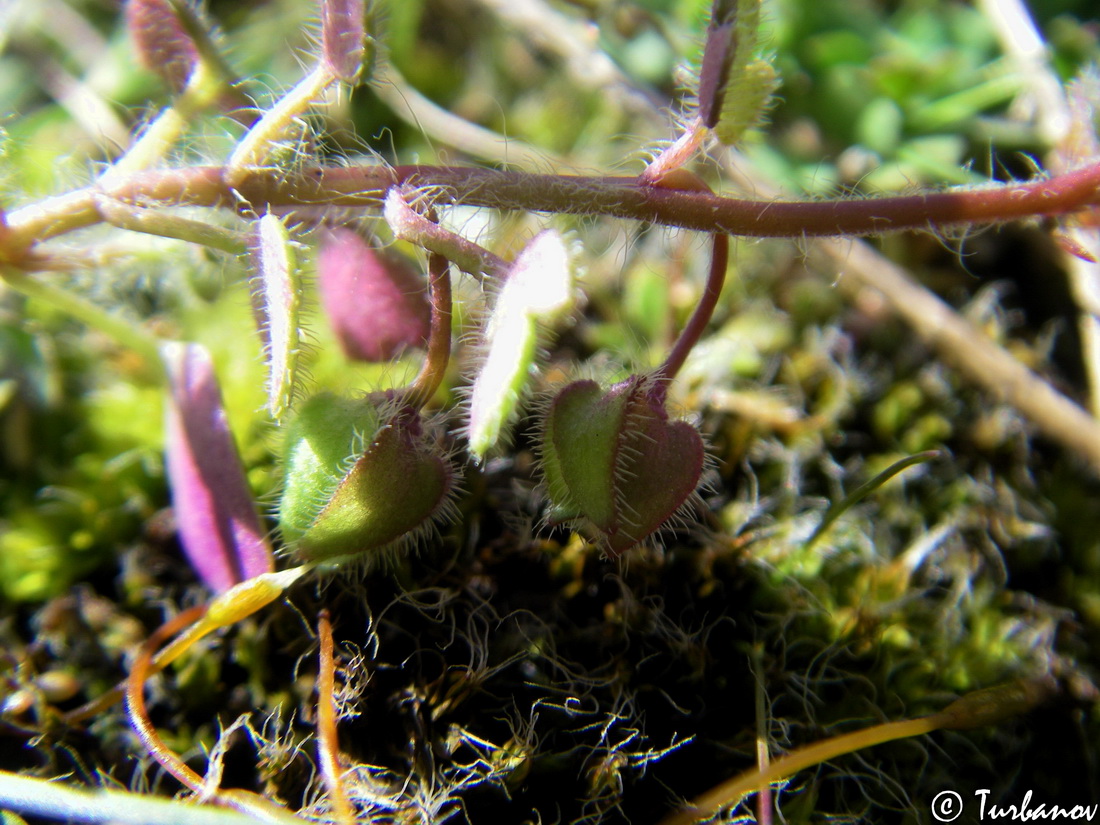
left=659, top=715, right=942, bottom=825
left=226, top=65, right=334, bottom=188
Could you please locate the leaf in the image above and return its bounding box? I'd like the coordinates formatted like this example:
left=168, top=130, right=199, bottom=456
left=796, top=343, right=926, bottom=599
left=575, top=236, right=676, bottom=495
left=467, top=229, right=574, bottom=461
left=695, top=0, right=779, bottom=146
left=162, top=342, right=274, bottom=592
left=249, top=213, right=304, bottom=421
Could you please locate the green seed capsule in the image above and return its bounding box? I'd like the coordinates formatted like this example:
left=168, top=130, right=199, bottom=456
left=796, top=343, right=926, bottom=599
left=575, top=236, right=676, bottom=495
left=279, top=392, right=455, bottom=563
left=540, top=374, right=704, bottom=555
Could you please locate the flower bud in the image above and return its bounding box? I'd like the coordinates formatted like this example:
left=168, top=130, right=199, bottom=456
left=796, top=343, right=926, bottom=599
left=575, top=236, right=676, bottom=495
left=317, top=226, right=431, bottom=363
left=279, top=392, right=455, bottom=563
left=695, top=0, right=778, bottom=146
left=540, top=374, right=704, bottom=556
left=126, top=0, right=200, bottom=95
left=321, top=0, right=369, bottom=84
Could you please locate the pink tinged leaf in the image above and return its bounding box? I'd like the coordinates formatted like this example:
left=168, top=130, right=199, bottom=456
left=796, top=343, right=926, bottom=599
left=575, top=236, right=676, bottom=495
left=125, top=0, right=200, bottom=95
left=162, top=342, right=274, bottom=592
left=317, top=226, right=430, bottom=363
left=321, top=0, right=367, bottom=83
left=693, top=0, right=776, bottom=146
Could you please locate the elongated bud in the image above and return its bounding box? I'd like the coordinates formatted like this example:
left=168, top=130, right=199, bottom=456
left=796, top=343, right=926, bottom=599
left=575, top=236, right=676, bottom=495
left=317, top=226, right=430, bottom=362
left=936, top=677, right=1056, bottom=731
left=467, top=229, right=574, bottom=461
left=697, top=0, right=738, bottom=130
left=249, top=213, right=305, bottom=421
left=695, top=0, right=778, bottom=146
left=279, top=392, right=456, bottom=563
left=126, top=0, right=200, bottom=95
left=162, top=342, right=274, bottom=592
left=321, top=0, right=369, bottom=83
left=203, top=568, right=307, bottom=629
left=540, top=374, right=704, bottom=555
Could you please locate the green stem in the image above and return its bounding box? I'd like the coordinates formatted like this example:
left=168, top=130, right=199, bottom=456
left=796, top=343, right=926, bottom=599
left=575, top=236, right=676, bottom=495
left=101, top=59, right=238, bottom=185
left=94, top=195, right=246, bottom=254
left=226, top=65, right=334, bottom=187
left=1, top=268, right=165, bottom=379
left=806, top=450, right=941, bottom=550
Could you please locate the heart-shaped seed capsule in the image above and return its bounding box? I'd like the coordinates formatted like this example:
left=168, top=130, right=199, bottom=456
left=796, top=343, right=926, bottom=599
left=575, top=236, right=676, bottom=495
left=279, top=392, right=454, bottom=563
left=540, top=374, right=704, bottom=555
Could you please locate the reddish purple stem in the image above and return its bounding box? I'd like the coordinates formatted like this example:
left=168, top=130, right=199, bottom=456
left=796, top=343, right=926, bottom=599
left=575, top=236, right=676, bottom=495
left=656, top=232, right=729, bottom=390
left=8, top=162, right=1100, bottom=257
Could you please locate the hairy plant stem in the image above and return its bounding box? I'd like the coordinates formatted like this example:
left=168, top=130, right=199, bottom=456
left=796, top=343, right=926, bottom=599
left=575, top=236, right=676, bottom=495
left=317, top=610, right=357, bottom=825
left=383, top=185, right=507, bottom=279
left=94, top=195, right=247, bottom=254
left=405, top=252, right=453, bottom=411
left=656, top=233, right=729, bottom=390
left=226, top=65, right=334, bottom=187
left=126, top=608, right=303, bottom=825
left=100, top=60, right=227, bottom=185
left=7, top=161, right=1100, bottom=258
left=125, top=609, right=223, bottom=795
